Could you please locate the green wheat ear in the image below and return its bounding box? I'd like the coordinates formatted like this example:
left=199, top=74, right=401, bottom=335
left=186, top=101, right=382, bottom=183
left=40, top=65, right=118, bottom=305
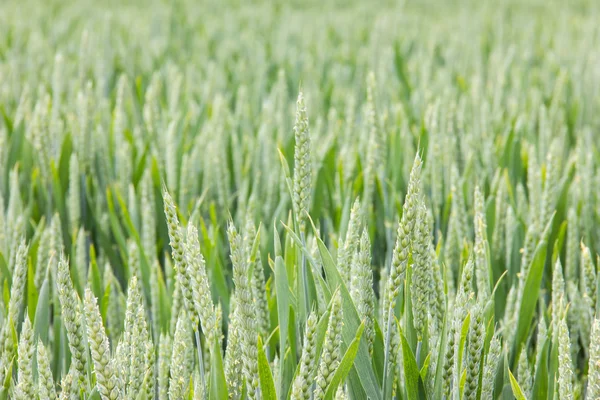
left=292, top=90, right=312, bottom=235
left=314, top=290, right=343, bottom=400
left=291, top=311, right=319, bottom=400
left=84, top=288, right=122, bottom=400
left=56, top=256, right=88, bottom=389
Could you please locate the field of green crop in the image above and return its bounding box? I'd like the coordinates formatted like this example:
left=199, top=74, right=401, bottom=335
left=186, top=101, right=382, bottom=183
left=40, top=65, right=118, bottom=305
left=0, top=0, right=599, bottom=399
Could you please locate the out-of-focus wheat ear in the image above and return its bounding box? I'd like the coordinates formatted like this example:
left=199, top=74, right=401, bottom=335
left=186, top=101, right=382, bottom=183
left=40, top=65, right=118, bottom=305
left=292, top=90, right=312, bottom=234
left=473, top=186, right=490, bottom=298
left=580, top=241, right=596, bottom=311
left=127, top=239, right=140, bottom=281
left=74, top=228, right=87, bottom=289
left=504, top=205, right=515, bottom=273
left=68, top=153, right=81, bottom=233
left=244, top=217, right=270, bottom=339
left=552, top=258, right=565, bottom=333
left=492, top=178, right=505, bottom=259
left=587, top=318, right=600, bottom=399
left=565, top=207, right=578, bottom=282
left=193, top=369, right=205, bottom=400
left=84, top=289, right=122, bottom=400
left=340, top=198, right=361, bottom=287
left=58, top=366, right=79, bottom=400
left=517, top=349, right=532, bottom=399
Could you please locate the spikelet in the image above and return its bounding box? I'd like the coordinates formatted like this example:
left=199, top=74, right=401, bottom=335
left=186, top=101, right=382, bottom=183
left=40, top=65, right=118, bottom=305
left=480, top=333, right=501, bottom=400
left=158, top=333, right=172, bottom=400
left=56, top=256, right=88, bottom=387
left=15, top=315, right=35, bottom=399
left=169, top=311, right=192, bottom=400
left=37, top=340, right=58, bottom=400
left=291, top=312, right=319, bottom=400
left=517, top=350, right=532, bottom=399
left=84, top=289, right=122, bottom=400
left=292, top=91, right=312, bottom=234
left=588, top=318, right=600, bottom=399
left=350, top=229, right=375, bottom=353
left=557, top=317, right=574, bottom=400
left=314, top=291, right=343, bottom=400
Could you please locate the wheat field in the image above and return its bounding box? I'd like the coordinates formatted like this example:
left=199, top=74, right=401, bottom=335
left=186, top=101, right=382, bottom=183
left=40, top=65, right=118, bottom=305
left=0, top=0, right=599, bottom=399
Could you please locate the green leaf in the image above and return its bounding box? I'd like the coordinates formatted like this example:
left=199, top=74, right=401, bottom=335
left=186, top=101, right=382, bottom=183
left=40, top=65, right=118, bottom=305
left=209, top=339, right=228, bottom=400
left=257, top=335, right=277, bottom=400
left=324, top=322, right=365, bottom=400
left=27, top=259, right=38, bottom=321
left=512, top=215, right=554, bottom=363
left=400, top=327, right=420, bottom=400
left=508, top=369, right=527, bottom=400
left=274, top=255, right=290, bottom=396
left=34, top=273, right=50, bottom=343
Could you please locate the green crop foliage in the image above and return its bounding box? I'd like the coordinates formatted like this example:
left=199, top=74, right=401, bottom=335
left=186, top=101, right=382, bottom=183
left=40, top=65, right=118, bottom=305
left=0, top=0, right=599, bottom=399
